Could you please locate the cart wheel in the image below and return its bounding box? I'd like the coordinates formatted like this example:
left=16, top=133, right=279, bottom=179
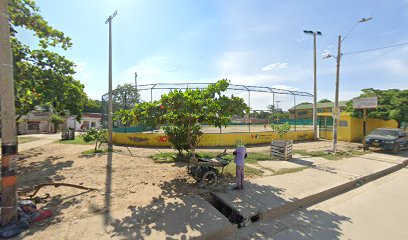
left=202, top=171, right=218, bottom=189
left=240, top=216, right=251, bottom=227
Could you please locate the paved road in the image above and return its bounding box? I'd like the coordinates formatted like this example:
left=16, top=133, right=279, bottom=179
left=237, top=166, right=408, bottom=240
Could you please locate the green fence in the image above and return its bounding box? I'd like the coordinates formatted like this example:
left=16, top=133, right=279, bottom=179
left=113, top=125, right=153, bottom=133
left=273, top=118, right=313, bottom=125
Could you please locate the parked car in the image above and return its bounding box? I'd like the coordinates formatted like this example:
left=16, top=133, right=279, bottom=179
left=365, top=128, right=408, bottom=153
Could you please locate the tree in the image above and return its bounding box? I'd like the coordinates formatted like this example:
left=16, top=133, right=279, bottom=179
left=82, top=128, right=108, bottom=152
left=318, top=99, right=332, bottom=103
left=50, top=114, right=64, bottom=132
left=8, top=0, right=87, bottom=121
left=113, top=83, right=140, bottom=112
left=84, top=99, right=102, bottom=113
left=267, top=104, right=275, bottom=112
left=271, top=122, right=290, bottom=139
left=207, top=94, right=248, bottom=133
left=345, top=88, right=408, bottom=128
left=133, top=80, right=248, bottom=154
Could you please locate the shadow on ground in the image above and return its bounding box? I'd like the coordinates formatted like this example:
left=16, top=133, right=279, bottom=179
left=109, top=175, right=351, bottom=239
left=14, top=148, right=91, bottom=239
left=239, top=208, right=351, bottom=239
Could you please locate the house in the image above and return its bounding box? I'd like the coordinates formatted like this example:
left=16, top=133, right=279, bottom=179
left=17, top=111, right=56, bottom=134
left=288, top=101, right=347, bottom=120
left=67, top=113, right=102, bottom=131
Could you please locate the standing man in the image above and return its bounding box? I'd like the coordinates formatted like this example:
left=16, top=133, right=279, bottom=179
left=233, top=140, right=247, bottom=190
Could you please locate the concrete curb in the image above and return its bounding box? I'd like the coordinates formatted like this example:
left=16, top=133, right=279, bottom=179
left=261, top=159, right=408, bottom=222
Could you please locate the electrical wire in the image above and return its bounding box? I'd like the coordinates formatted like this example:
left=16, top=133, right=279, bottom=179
left=343, top=42, right=408, bottom=55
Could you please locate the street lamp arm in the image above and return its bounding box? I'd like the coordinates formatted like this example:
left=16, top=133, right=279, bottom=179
left=341, top=17, right=372, bottom=43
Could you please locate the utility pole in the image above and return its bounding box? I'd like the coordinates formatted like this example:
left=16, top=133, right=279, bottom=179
left=134, top=72, right=137, bottom=89
left=332, top=35, right=342, bottom=153
left=303, top=30, right=322, bottom=140
left=0, top=0, right=18, bottom=226
left=105, top=11, right=117, bottom=151
left=275, top=100, right=281, bottom=122
left=323, top=18, right=372, bottom=153
left=313, top=32, right=318, bottom=140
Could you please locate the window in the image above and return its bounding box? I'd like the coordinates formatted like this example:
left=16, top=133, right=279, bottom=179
left=298, top=111, right=308, bottom=116
left=27, top=122, right=40, bottom=131
left=91, top=122, right=96, bottom=128
left=339, top=121, right=348, bottom=127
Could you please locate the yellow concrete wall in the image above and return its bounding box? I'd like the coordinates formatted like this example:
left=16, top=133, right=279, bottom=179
left=318, top=112, right=398, bottom=142
left=113, top=130, right=313, bottom=147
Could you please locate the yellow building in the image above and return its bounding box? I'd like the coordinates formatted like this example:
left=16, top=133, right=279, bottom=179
left=289, top=101, right=347, bottom=119
left=317, top=112, right=398, bottom=142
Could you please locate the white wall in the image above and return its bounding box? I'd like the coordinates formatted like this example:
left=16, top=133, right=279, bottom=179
left=67, top=116, right=101, bottom=131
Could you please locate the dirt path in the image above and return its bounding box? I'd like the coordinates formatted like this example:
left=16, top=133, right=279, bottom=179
left=16, top=133, right=61, bottom=152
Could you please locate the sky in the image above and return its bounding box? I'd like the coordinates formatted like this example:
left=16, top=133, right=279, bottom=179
left=18, top=0, right=408, bottom=110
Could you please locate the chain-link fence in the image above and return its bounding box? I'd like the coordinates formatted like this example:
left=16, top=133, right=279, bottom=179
left=102, top=82, right=314, bottom=133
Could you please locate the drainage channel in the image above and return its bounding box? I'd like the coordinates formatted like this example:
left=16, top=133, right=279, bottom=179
left=200, top=192, right=262, bottom=228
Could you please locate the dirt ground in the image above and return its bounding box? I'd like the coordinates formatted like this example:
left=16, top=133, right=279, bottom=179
left=11, top=138, right=362, bottom=238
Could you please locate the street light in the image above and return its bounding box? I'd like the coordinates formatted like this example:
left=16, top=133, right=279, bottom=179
left=105, top=10, right=118, bottom=151
left=326, top=17, right=372, bottom=153
left=303, top=30, right=323, bottom=140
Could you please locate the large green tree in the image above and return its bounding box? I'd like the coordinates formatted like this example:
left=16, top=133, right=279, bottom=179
left=112, top=83, right=140, bottom=111
left=8, top=0, right=87, bottom=120
left=318, top=99, right=332, bottom=103
left=345, top=88, right=408, bottom=128
left=84, top=99, right=102, bottom=113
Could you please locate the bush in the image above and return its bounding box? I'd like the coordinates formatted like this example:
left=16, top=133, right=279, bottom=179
left=82, top=128, right=108, bottom=152
left=271, top=122, right=290, bottom=139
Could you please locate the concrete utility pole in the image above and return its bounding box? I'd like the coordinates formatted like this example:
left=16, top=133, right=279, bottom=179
left=0, top=0, right=18, bottom=226
left=134, top=72, right=137, bottom=89
left=327, top=17, right=372, bottom=153
left=105, top=11, right=117, bottom=151
left=303, top=30, right=322, bottom=140
left=332, top=35, right=342, bottom=153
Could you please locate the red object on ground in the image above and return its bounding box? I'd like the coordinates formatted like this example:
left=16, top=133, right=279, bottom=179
left=31, top=209, right=53, bottom=223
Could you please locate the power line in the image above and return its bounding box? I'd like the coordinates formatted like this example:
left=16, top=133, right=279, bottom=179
left=343, top=42, right=408, bottom=55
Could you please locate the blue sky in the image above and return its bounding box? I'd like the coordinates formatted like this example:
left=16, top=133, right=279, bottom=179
left=18, top=0, right=408, bottom=110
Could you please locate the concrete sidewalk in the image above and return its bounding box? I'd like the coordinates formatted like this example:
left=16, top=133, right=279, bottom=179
left=212, top=151, right=408, bottom=228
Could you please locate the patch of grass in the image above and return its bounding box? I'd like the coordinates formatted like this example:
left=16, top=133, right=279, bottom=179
left=274, top=167, right=308, bottom=175
left=80, top=148, right=122, bottom=155
left=223, top=163, right=264, bottom=178
left=57, top=136, right=94, bottom=145
left=81, top=149, right=105, bottom=155
left=195, top=151, right=273, bottom=164
left=293, top=149, right=367, bottom=160
left=150, top=152, right=180, bottom=163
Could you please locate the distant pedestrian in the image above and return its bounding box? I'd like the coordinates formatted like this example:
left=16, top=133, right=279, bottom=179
left=233, top=140, right=247, bottom=190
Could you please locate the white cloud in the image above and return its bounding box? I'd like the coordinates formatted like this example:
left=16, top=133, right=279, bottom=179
left=261, top=62, right=288, bottom=71
left=75, top=62, right=87, bottom=73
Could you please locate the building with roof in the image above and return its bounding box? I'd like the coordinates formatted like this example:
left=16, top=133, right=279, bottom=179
left=288, top=101, right=347, bottom=120
left=67, top=113, right=102, bottom=131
